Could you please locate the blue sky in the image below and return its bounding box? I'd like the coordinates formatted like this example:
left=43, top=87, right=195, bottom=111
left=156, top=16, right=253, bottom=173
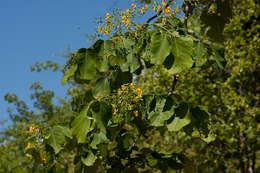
left=0, top=0, right=131, bottom=124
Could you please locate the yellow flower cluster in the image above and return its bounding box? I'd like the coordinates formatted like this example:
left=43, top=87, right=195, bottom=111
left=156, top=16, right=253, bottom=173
left=25, top=142, right=31, bottom=151
left=28, top=126, right=39, bottom=134
left=97, top=26, right=111, bottom=36
left=134, top=88, right=143, bottom=102
left=111, top=103, right=118, bottom=115
left=133, top=110, right=139, bottom=117
left=105, top=13, right=111, bottom=21
left=121, top=11, right=130, bottom=29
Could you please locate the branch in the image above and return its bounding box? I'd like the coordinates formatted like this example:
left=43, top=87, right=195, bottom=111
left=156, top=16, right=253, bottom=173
left=168, top=74, right=179, bottom=96
left=146, top=0, right=173, bottom=24
left=183, top=1, right=190, bottom=29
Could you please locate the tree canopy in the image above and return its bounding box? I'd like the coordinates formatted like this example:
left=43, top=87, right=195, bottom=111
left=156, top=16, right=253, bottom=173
left=1, top=0, right=259, bottom=172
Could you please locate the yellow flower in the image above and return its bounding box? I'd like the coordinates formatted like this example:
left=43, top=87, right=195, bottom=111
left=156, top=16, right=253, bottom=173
left=134, top=96, right=139, bottom=102
left=131, top=4, right=136, bottom=9
left=117, top=89, right=122, bottom=96
left=162, top=0, right=166, bottom=7
left=130, top=83, right=135, bottom=89
left=145, top=5, right=149, bottom=11
left=121, top=15, right=127, bottom=20
left=104, top=30, right=110, bottom=35
left=29, top=126, right=35, bottom=134
left=136, top=88, right=142, bottom=97
left=165, top=6, right=171, bottom=15
left=105, top=13, right=110, bottom=21
left=140, top=7, right=145, bottom=14
left=157, top=5, right=161, bottom=12
left=162, top=18, right=167, bottom=24
left=175, top=7, right=179, bottom=13
left=34, top=128, right=39, bottom=134
left=122, top=19, right=129, bottom=24
left=97, top=26, right=102, bottom=33
left=121, top=85, right=126, bottom=91
left=153, top=6, right=157, bottom=12
left=25, top=142, right=31, bottom=151
left=170, top=11, right=175, bottom=17
left=111, top=104, right=116, bottom=108
left=113, top=108, right=118, bottom=115
left=133, top=110, right=139, bottom=117
left=126, top=9, right=131, bottom=17
left=112, top=37, right=118, bottom=43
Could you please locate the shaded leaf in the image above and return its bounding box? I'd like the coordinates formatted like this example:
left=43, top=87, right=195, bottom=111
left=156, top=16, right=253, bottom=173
left=167, top=103, right=191, bottom=132
left=92, top=78, right=110, bottom=98
left=81, top=150, right=97, bottom=166
left=90, top=132, right=108, bottom=149
left=71, top=105, right=94, bottom=143
left=46, top=126, right=71, bottom=154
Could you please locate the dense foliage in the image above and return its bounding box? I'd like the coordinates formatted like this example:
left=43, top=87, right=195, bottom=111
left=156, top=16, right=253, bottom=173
left=1, top=0, right=259, bottom=172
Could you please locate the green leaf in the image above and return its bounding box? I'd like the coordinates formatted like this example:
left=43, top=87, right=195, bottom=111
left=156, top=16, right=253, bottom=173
left=109, top=53, right=126, bottom=66
left=76, top=49, right=97, bottom=80
left=150, top=31, right=171, bottom=65
left=92, top=39, right=110, bottom=73
left=91, top=103, right=110, bottom=134
left=90, top=132, right=108, bottom=149
left=167, top=114, right=191, bottom=132
left=62, top=64, right=78, bottom=86
left=193, top=42, right=207, bottom=67
left=167, top=103, right=191, bottom=132
left=91, top=78, right=110, bottom=98
left=120, top=53, right=140, bottom=73
left=191, top=106, right=211, bottom=137
left=46, top=126, right=71, bottom=154
left=168, top=37, right=194, bottom=74
left=201, top=132, right=216, bottom=143
left=81, top=150, right=97, bottom=166
left=148, top=96, right=175, bottom=127
left=71, top=105, right=94, bottom=143
left=149, top=110, right=174, bottom=127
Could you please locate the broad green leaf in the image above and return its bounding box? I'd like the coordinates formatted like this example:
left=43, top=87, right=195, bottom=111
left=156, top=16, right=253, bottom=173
left=122, top=37, right=135, bottom=50
left=148, top=96, right=175, bottom=127
left=150, top=31, right=171, bottom=65
left=193, top=42, right=207, bottom=67
left=81, top=150, right=97, bottom=166
left=92, top=39, right=109, bottom=72
left=91, top=103, right=110, bottom=134
left=71, top=105, right=94, bottom=143
left=91, top=78, right=110, bottom=98
left=167, top=114, right=191, bottom=132
left=191, top=107, right=210, bottom=136
left=109, top=53, right=126, bottom=66
left=149, top=109, right=174, bottom=127
left=46, top=126, right=71, bottom=154
left=90, top=132, right=108, bottom=149
left=167, top=103, right=191, bottom=132
left=62, top=64, right=78, bottom=86
left=120, top=53, right=140, bottom=73
left=77, top=49, right=97, bottom=80
left=168, top=37, right=194, bottom=74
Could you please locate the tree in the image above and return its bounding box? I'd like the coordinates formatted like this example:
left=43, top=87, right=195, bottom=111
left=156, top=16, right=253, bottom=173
left=1, top=0, right=259, bottom=172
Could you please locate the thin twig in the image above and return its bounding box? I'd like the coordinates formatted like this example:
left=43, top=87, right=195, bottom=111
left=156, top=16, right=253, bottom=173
left=146, top=0, right=173, bottom=24
left=168, top=74, right=179, bottom=96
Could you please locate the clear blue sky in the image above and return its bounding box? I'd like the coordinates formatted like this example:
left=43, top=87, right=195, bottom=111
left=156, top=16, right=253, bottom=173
left=0, top=0, right=131, bottom=124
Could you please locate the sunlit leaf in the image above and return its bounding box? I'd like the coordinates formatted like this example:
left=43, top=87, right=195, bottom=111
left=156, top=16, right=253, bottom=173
left=168, top=37, right=194, bottom=74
